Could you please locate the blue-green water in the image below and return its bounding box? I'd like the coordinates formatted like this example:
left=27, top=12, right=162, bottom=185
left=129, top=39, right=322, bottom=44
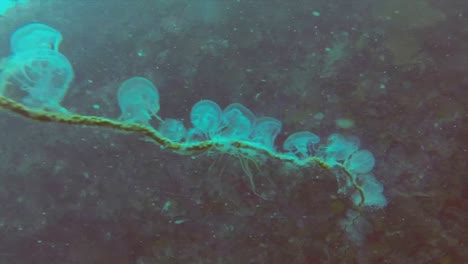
left=0, top=0, right=466, bottom=263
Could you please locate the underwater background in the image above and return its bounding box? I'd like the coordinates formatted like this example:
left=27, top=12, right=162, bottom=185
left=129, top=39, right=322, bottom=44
left=0, top=0, right=467, bottom=263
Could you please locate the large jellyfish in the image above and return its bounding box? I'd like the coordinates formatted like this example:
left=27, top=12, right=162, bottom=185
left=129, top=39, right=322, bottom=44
left=10, top=23, right=63, bottom=53
left=0, top=49, right=74, bottom=112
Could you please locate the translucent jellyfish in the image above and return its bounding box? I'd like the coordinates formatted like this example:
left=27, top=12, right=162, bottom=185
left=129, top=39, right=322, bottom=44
left=158, top=118, right=187, bottom=142
left=117, top=77, right=160, bottom=125
left=345, top=149, right=375, bottom=174
left=190, top=100, right=222, bottom=138
left=283, top=131, right=320, bottom=158
left=250, top=117, right=282, bottom=149
left=221, top=103, right=256, bottom=140
left=0, top=49, right=74, bottom=112
left=352, top=174, right=387, bottom=208
left=10, top=23, right=63, bottom=53
left=323, top=133, right=360, bottom=161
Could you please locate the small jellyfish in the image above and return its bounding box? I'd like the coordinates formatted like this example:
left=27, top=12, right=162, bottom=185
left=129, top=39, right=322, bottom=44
left=221, top=103, right=256, bottom=140
left=250, top=117, right=282, bottom=149
left=10, top=23, right=63, bottom=53
left=324, top=133, right=360, bottom=161
left=344, top=149, right=375, bottom=174
left=283, top=131, right=320, bottom=158
left=158, top=118, right=187, bottom=142
left=190, top=100, right=222, bottom=138
left=0, top=49, right=74, bottom=112
left=117, top=77, right=160, bottom=125
left=351, top=174, right=387, bottom=208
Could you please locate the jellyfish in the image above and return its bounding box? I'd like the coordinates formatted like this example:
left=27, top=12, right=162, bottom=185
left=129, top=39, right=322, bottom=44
left=190, top=99, right=223, bottom=139
left=0, top=49, right=74, bottom=112
left=220, top=103, right=256, bottom=140
left=250, top=117, right=282, bottom=149
left=10, top=23, right=63, bottom=53
left=322, top=133, right=360, bottom=162
left=158, top=118, right=187, bottom=142
left=117, top=77, right=160, bottom=125
left=344, top=149, right=375, bottom=174
left=283, top=131, right=320, bottom=158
